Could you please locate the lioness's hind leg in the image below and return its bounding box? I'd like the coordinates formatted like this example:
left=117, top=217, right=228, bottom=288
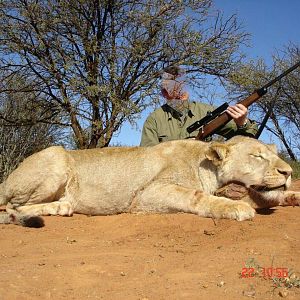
left=13, top=201, right=73, bottom=216
left=3, top=146, right=71, bottom=208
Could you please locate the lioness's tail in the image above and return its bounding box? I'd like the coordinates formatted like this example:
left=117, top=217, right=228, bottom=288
left=0, top=212, right=44, bottom=227
left=0, top=182, right=44, bottom=227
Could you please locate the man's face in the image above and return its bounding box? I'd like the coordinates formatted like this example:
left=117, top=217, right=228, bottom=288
left=161, top=87, right=189, bottom=101
left=161, top=78, right=189, bottom=112
left=161, top=74, right=188, bottom=101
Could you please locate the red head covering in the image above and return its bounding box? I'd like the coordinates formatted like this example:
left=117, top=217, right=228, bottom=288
left=161, top=66, right=187, bottom=100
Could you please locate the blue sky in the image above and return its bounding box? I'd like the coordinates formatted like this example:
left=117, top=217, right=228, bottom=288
left=111, top=0, right=300, bottom=146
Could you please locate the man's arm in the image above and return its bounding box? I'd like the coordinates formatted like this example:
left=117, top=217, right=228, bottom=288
left=192, top=102, right=258, bottom=139
left=140, top=116, right=159, bottom=147
left=216, top=117, right=258, bottom=139
left=215, top=103, right=258, bottom=139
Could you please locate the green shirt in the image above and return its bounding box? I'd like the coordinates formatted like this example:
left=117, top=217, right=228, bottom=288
left=140, top=102, right=258, bottom=147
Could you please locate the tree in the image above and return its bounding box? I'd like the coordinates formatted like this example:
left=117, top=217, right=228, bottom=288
left=0, top=79, right=64, bottom=181
left=0, top=0, right=248, bottom=148
left=225, top=44, right=300, bottom=160
left=274, top=45, right=300, bottom=157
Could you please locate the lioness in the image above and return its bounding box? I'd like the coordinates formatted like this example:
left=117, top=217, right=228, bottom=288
left=0, top=136, right=299, bottom=227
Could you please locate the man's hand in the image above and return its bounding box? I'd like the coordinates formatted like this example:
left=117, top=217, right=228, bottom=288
left=226, top=103, right=248, bottom=127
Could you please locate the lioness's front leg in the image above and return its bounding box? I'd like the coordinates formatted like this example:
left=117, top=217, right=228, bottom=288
left=131, top=182, right=255, bottom=221
left=276, top=191, right=300, bottom=206
left=246, top=189, right=300, bottom=208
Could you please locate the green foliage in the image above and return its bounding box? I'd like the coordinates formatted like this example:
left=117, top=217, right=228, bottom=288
left=272, top=269, right=300, bottom=289
left=289, top=160, right=300, bottom=179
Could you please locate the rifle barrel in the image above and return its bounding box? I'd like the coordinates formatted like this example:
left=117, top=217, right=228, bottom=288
left=263, top=60, right=300, bottom=89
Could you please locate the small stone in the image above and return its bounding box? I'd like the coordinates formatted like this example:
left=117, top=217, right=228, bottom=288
left=66, top=237, right=77, bottom=244
left=217, top=281, right=225, bottom=287
left=204, top=229, right=215, bottom=236
left=120, top=271, right=126, bottom=276
left=278, top=289, right=288, bottom=298
left=242, top=289, right=256, bottom=297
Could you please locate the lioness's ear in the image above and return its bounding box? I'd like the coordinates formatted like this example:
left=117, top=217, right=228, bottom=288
left=266, top=143, right=277, bottom=154
left=205, top=143, right=229, bottom=166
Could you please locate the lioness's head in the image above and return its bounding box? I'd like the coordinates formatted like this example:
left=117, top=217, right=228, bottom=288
left=205, top=136, right=292, bottom=191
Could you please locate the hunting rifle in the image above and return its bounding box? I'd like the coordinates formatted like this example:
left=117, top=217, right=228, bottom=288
left=187, top=60, right=300, bottom=140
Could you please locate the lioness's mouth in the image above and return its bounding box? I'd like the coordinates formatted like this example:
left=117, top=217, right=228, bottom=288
left=250, top=184, right=286, bottom=192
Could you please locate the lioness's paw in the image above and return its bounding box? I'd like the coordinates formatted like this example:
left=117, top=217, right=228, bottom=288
left=283, top=192, right=300, bottom=206
left=220, top=201, right=255, bottom=221
left=58, top=202, right=73, bottom=216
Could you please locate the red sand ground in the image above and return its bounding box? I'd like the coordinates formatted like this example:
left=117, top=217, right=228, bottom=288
left=1, top=181, right=300, bottom=300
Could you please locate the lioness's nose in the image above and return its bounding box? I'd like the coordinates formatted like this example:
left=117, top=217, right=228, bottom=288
left=278, top=168, right=292, bottom=178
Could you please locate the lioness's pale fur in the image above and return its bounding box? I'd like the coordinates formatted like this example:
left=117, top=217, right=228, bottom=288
left=0, top=136, right=299, bottom=227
